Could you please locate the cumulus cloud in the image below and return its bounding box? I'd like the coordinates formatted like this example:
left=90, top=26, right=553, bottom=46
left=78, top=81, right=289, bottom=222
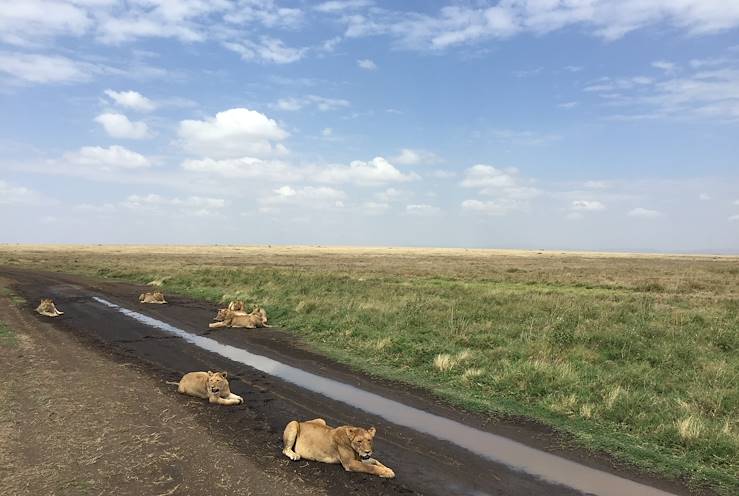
left=0, top=1, right=91, bottom=46
left=392, top=148, right=441, bottom=165
left=95, top=113, right=151, bottom=139
left=0, top=51, right=98, bottom=84
left=461, top=199, right=524, bottom=216
left=262, top=185, right=346, bottom=209
left=63, top=145, right=152, bottom=170
left=314, top=0, right=373, bottom=13
left=181, top=156, right=300, bottom=181
left=314, top=156, right=418, bottom=186
left=104, top=89, right=155, bottom=112
left=178, top=107, right=288, bottom=159
left=274, top=95, right=350, bottom=112
left=0, top=180, right=48, bottom=205
left=571, top=200, right=606, bottom=211
left=461, top=164, right=518, bottom=189
left=357, top=58, right=377, bottom=70
left=224, top=37, right=307, bottom=64
left=628, top=207, right=662, bottom=218
left=336, top=1, right=739, bottom=50
left=405, top=204, right=440, bottom=216
left=123, top=193, right=225, bottom=216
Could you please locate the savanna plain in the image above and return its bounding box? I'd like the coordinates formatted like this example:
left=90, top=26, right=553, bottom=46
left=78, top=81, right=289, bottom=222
left=0, top=244, right=736, bottom=494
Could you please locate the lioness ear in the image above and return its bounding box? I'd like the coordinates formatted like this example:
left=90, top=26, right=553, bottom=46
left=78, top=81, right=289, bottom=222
left=207, top=370, right=214, bottom=376
left=221, top=371, right=228, bottom=379
left=368, top=426, right=376, bottom=438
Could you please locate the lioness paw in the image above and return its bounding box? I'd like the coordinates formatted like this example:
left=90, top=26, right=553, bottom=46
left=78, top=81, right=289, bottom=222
left=282, top=449, right=300, bottom=461
left=380, top=468, right=395, bottom=478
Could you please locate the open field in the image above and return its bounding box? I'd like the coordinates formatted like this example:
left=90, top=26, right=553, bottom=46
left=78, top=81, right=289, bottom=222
left=1, top=244, right=737, bottom=494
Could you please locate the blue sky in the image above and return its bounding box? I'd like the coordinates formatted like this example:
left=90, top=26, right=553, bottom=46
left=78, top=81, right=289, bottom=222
left=1, top=0, right=738, bottom=252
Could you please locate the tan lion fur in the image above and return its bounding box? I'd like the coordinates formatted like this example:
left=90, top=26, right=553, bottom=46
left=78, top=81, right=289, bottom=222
left=167, top=371, right=243, bottom=406
left=282, top=419, right=395, bottom=478
left=139, top=291, right=167, bottom=304
left=35, top=298, right=64, bottom=317
left=208, top=307, right=269, bottom=329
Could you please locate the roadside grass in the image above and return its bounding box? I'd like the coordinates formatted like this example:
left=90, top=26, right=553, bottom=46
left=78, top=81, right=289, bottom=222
left=0, top=286, right=26, bottom=306
left=0, top=320, right=16, bottom=347
left=0, top=245, right=737, bottom=494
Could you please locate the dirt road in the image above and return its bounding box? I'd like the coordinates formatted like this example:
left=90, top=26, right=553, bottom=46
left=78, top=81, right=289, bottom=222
left=1, top=268, right=701, bottom=496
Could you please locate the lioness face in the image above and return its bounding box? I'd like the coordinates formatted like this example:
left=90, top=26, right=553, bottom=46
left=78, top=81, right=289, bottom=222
left=349, top=427, right=376, bottom=460
left=207, top=371, right=229, bottom=397
left=215, top=308, right=229, bottom=321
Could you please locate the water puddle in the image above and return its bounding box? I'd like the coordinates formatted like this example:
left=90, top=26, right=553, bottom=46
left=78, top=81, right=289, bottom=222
left=93, top=296, right=676, bottom=496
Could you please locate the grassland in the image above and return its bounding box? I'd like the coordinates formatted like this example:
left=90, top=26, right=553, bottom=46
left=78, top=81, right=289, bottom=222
left=0, top=244, right=737, bottom=494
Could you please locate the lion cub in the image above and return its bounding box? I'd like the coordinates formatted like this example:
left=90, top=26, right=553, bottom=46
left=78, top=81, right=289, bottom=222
left=168, top=371, right=243, bottom=405
left=139, top=291, right=167, bottom=304
left=36, top=298, right=64, bottom=317
left=209, top=307, right=269, bottom=329
left=282, top=419, right=395, bottom=478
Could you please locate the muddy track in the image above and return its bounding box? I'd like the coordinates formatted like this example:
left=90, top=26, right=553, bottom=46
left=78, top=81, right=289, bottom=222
left=4, top=268, right=699, bottom=496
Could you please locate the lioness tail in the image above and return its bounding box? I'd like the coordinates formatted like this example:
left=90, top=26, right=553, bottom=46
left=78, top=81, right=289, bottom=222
left=165, top=380, right=180, bottom=386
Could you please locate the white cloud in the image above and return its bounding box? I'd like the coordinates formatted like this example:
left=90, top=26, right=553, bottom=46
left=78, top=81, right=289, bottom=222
left=699, top=193, right=712, bottom=200
left=588, top=59, right=739, bottom=120
left=375, top=187, right=406, bottom=202
left=430, top=170, right=456, bottom=179
left=340, top=1, right=739, bottom=50
left=0, top=1, right=91, bottom=46
left=314, top=1, right=373, bottom=13
left=729, top=214, right=739, bottom=222
left=178, top=108, right=288, bottom=159
left=461, top=199, right=522, bottom=216
left=461, top=164, right=518, bottom=189
left=357, top=58, right=377, bottom=70
left=63, top=145, right=152, bottom=170
left=652, top=60, right=676, bottom=72
left=392, top=148, right=441, bottom=165
left=361, top=201, right=389, bottom=214
left=488, top=128, right=561, bottom=146
left=262, top=185, right=346, bottom=209
left=224, top=37, right=307, bottom=64
left=405, top=204, right=440, bottom=216
left=321, top=127, right=333, bottom=137
left=571, top=200, right=606, bottom=211
left=315, top=156, right=418, bottom=186
left=95, top=112, right=151, bottom=139
left=0, top=180, right=47, bottom=205
left=0, top=51, right=96, bottom=84
left=558, top=101, right=578, bottom=109
left=274, top=95, right=350, bottom=112
left=224, top=1, right=303, bottom=28
left=585, top=180, right=609, bottom=189
left=181, top=156, right=300, bottom=181
left=628, top=207, right=662, bottom=219
left=123, top=193, right=225, bottom=216
left=104, top=89, right=155, bottom=112
left=734, top=199, right=739, bottom=205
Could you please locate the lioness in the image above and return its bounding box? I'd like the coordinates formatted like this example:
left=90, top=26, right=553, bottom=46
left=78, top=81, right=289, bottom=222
left=36, top=298, right=64, bottom=317
left=139, top=291, right=167, bottom=304
left=227, top=300, right=245, bottom=311
left=167, top=371, right=243, bottom=405
left=208, top=307, right=269, bottom=329
left=282, top=419, right=395, bottom=478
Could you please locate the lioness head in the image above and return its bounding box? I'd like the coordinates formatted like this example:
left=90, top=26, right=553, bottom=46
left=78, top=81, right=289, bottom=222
left=347, top=426, right=377, bottom=460
left=228, top=300, right=245, bottom=311
left=206, top=371, right=230, bottom=397
left=215, top=308, right=230, bottom=321
left=251, top=307, right=268, bottom=325
left=138, top=293, right=146, bottom=302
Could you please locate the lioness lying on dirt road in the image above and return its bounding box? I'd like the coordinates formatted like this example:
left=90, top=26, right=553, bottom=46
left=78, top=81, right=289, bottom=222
left=35, top=298, right=64, bottom=317
left=139, top=291, right=167, bottom=304
left=209, top=307, right=269, bottom=329
left=282, top=419, right=395, bottom=478
left=167, top=371, right=243, bottom=405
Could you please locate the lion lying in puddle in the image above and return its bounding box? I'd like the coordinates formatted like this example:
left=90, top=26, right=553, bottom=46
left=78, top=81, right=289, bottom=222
left=167, top=371, right=243, bottom=405
left=282, top=418, right=395, bottom=478
left=36, top=298, right=64, bottom=317
left=139, top=291, right=167, bottom=304
left=209, top=307, right=269, bottom=329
